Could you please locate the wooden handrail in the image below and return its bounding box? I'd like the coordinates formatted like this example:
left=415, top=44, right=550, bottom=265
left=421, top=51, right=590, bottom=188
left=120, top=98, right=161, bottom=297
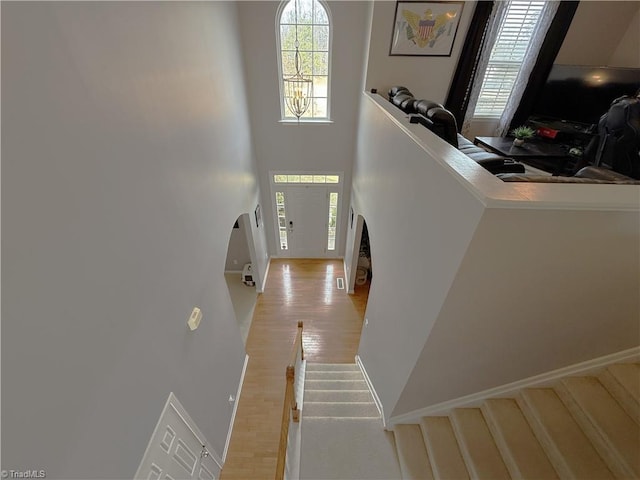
left=289, top=321, right=305, bottom=366
left=275, top=321, right=304, bottom=480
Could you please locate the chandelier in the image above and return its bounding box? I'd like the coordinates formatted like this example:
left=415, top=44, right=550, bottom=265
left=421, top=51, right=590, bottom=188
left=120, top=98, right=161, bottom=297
left=283, top=0, right=312, bottom=119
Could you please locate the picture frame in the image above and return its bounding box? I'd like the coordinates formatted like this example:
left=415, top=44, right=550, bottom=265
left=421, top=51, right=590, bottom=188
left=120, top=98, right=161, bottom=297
left=254, top=204, right=261, bottom=228
left=389, top=1, right=464, bottom=56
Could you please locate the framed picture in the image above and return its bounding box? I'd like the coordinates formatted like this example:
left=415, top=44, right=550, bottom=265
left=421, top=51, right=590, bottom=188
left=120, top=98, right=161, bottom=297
left=254, top=204, right=261, bottom=228
left=389, top=1, right=464, bottom=56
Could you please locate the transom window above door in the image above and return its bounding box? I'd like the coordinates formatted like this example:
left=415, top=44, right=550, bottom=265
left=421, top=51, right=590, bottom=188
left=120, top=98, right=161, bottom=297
left=277, top=0, right=332, bottom=121
left=273, top=174, right=340, bottom=184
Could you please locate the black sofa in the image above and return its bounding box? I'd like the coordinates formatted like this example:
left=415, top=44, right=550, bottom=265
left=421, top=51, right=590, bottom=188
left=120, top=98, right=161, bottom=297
left=387, top=86, right=640, bottom=184
left=388, top=86, right=525, bottom=174
left=498, top=166, right=640, bottom=184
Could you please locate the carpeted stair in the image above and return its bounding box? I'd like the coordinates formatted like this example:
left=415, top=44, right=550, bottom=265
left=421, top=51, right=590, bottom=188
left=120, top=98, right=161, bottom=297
left=299, top=363, right=401, bottom=479
left=392, top=362, right=640, bottom=479
left=304, top=363, right=379, bottom=419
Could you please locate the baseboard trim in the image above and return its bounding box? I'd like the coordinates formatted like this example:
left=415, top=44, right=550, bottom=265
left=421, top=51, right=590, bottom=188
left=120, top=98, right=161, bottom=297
left=342, top=257, right=355, bottom=294
left=258, top=257, right=271, bottom=293
left=224, top=270, right=243, bottom=275
left=355, top=355, right=386, bottom=428
left=223, top=353, right=249, bottom=463
left=389, top=346, right=640, bottom=425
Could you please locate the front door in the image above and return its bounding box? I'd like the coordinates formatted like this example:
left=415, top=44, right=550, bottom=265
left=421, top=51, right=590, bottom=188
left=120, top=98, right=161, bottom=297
left=285, top=185, right=329, bottom=257
left=271, top=173, right=342, bottom=258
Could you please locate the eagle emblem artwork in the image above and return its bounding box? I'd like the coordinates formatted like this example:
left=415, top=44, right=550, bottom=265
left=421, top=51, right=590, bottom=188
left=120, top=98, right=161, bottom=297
left=390, top=2, right=464, bottom=56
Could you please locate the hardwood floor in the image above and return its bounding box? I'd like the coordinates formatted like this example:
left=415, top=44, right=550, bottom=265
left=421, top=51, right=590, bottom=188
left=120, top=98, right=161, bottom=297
left=220, top=258, right=370, bottom=479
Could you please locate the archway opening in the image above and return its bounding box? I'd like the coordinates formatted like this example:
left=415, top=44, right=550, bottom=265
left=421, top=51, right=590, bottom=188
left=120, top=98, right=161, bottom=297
left=355, top=218, right=372, bottom=294
left=224, top=214, right=258, bottom=346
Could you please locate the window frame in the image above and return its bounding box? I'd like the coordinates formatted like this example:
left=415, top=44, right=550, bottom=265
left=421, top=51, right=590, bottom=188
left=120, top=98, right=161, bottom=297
left=276, top=0, right=333, bottom=123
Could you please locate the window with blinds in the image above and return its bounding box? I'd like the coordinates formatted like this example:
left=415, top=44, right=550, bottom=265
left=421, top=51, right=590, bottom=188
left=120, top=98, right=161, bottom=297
left=473, top=1, right=545, bottom=118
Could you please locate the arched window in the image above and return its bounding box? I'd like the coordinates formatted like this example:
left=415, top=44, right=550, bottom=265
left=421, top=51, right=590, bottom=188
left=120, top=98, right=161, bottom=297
left=277, top=0, right=331, bottom=121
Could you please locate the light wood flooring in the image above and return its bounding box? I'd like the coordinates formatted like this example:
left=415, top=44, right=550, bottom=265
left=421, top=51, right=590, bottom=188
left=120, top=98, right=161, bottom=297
left=220, top=258, right=370, bottom=479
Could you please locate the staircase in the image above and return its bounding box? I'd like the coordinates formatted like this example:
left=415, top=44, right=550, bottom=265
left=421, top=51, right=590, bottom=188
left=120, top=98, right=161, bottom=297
left=304, top=363, right=378, bottom=419
left=392, top=363, right=640, bottom=479
left=299, top=363, right=402, bottom=479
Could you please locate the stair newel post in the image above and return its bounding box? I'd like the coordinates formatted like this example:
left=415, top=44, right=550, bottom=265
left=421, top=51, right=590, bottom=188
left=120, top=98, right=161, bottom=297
left=298, top=321, right=305, bottom=361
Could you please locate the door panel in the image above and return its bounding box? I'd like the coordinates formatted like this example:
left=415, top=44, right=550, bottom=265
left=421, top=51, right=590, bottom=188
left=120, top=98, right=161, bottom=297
left=135, top=393, right=221, bottom=480
left=285, top=186, right=328, bottom=257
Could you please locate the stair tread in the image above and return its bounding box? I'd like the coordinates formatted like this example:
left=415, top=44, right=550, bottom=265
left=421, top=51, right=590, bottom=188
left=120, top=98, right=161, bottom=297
left=394, top=424, right=434, bottom=480
left=420, top=416, right=469, bottom=480
left=599, top=365, right=640, bottom=424
left=305, top=379, right=367, bottom=392
left=306, top=363, right=360, bottom=372
left=304, top=401, right=379, bottom=418
left=482, top=398, right=559, bottom=479
left=450, top=408, right=510, bottom=479
left=607, top=363, right=640, bottom=402
left=305, top=389, right=373, bottom=403
left=519, top=388, right=614, bottom=479
left=306, top=370, right=363, bottom=380
left=559, top=376, right=640, bottom=477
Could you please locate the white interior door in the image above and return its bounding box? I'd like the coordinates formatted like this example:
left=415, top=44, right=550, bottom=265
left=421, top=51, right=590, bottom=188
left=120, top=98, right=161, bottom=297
left=135, top=393, right=221, bottom=480
left=285, top=186, right=329, bottom=258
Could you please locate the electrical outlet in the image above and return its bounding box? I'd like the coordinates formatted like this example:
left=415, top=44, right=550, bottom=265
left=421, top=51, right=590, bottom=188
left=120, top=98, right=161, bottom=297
left=233, top=259, right=238, bottom=265
left=365, top=318, right=369, bottom=326
left=228, top=395, right=235, bottom=405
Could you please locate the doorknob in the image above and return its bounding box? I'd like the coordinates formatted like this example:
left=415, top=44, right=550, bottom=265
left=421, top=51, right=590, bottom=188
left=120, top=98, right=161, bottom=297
left=288, top=220, right=294, bottom=232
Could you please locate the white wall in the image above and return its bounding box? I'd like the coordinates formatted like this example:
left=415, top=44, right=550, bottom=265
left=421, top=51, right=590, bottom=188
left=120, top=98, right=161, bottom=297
left=394, top=206, right=640, bottom=415
left=555, top=1, right=640, bottom=67
left=353, top=95, right=486, bottom=420
left=364, top=0, right=475, bottom=103
left=354, top=93, right=640, bottom=423
left=609, top=5, right=640, bottom=68
left=238, top=1, right=371, bottom=257
left=2, top=3, right=265, bottom=478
